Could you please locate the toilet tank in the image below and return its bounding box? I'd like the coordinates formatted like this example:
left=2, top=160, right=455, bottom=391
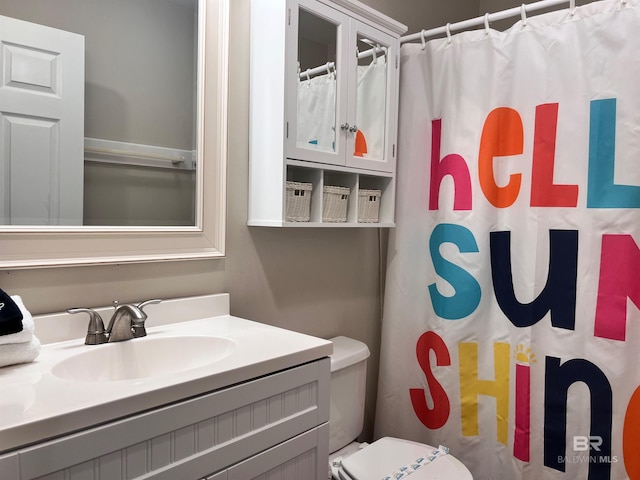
left=328, top=336, right=370, bottom=453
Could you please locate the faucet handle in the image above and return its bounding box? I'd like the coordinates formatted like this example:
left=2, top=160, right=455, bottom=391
left=130, top=299, right=162, bottom=338
left=137, top=298, right=162, bottom=310
left=67, top=308, right=108, bottom=345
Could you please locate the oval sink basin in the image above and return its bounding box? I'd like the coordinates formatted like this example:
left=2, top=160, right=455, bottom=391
left=51, top=336, right=237, bottom=383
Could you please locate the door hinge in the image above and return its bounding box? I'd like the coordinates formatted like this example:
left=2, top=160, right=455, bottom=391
left=393, top=144, right=396, bottom=157
left=288, top=8, right=291, bottom=25
left=286, top=121, right=289, bottom=138
left=395, top=54, right=398, bottom=69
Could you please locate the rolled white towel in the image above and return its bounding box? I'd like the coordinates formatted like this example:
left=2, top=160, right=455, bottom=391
left=0, top=295, right=35, bottom=346
left=0, top=336, right=41, bottom=368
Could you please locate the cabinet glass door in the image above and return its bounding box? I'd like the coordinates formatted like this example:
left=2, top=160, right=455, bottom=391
left=287, top=0, right=347, bottom=166
left=347, top=22, right=396, bottom=172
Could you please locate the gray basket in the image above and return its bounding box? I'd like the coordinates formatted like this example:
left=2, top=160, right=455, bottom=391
left=358, top=189, right=381, bottom=223
left=286, top=181, right=313, bottom=222
left=323, top=185, right=350, bottom=222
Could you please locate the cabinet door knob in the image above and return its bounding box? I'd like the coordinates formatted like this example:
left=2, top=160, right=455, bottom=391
left=340, top=123, right=350, bottom=131
left=349, top=125, right=358, bottom=133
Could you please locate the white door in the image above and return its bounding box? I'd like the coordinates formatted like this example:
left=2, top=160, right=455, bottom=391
left=0, top=15, right=84, bottom=225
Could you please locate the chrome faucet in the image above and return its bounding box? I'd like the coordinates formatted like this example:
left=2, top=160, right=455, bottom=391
left=111, top=299, right=162, bottom=339
left=68, top=299, right=162, bottom=345
left=106, top=302, right=142, bottom=342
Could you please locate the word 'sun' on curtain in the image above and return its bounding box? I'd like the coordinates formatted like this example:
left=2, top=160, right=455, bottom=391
left=375, top=1, right=640, bottom=479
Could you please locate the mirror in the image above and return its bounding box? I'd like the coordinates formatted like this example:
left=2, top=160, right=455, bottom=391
left=355, top=33, right=388, bottom=160
left=0, top=0, right=228, bottom=267
left=0, top=0, right=199, bottom=227
left=294, top=7, right=389, bottom=161
left=296, top=8, right=338, bottom=154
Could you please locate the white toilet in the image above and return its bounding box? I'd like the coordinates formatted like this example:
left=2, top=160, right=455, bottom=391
left=328, top=336, right=473, bottom=480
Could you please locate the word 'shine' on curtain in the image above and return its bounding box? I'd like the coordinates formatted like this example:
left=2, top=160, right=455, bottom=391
left=375, top=0, right=640, bottom=479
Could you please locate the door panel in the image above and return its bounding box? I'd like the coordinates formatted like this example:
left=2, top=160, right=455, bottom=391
left=346, top=20, right=395, bottom=173
left=285, top=0, right=348, bottom=166
left=0, top=15, right=84, bottom=225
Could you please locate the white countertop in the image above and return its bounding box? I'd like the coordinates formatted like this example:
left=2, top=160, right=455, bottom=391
left=0, top=294, right=332, bottom=454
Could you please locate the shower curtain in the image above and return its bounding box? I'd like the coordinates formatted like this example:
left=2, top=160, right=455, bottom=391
left=356, top=59, right=387, bottom=159
left=375, top=1, right=640, bottom=479
left=297, top=71, right=336, bottom=151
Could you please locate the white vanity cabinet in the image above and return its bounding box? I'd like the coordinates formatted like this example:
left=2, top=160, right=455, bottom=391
left=2, top=358, right=330, bottom=480
left=248, top=0, right=406, bottom=227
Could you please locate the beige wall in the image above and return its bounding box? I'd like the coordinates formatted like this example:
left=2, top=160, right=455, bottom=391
left=0, top=0, right=481, bottom=441
left=364, top=0, right=480, bottom=36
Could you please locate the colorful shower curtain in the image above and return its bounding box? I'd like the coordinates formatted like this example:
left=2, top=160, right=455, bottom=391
left=375, top=1, right=640, bottom=479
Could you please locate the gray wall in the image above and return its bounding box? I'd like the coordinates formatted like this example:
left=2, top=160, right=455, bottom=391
left=0, top=0, right=197, bottom=150
left=364, top=0, right=480, bottom=35
left=83, top=164, right=196, bottom=226
left=0, top=0, right=484, bottom=441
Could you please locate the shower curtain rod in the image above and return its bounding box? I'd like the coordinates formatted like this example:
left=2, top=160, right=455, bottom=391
left=298, top=45, right=387, bottom=80
left=401, top=0, right=575, bottom=44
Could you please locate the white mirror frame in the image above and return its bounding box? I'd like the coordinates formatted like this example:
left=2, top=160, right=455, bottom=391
left=0, top=0, right=228, bottom=269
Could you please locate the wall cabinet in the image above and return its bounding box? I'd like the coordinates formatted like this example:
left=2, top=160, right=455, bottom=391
left=1, top=359, right=330, bottom=480
left=249, top=0, right=406, bottom=227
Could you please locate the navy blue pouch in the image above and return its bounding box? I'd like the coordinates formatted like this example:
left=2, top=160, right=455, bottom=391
left=0, top=289, right=23, bottom=336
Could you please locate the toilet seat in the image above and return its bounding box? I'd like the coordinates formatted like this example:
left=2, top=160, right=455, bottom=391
left=338, top=437, right=473, bottom=480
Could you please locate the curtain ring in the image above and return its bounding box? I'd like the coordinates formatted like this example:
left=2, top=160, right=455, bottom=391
left=305, top=69, right=311, bottom=82
left=520, top=4, right=528, bottom=26
left=445, top=23, right=452, bottom=43
left=484, top=13, right=490, bottom=34
left=569, top=0, right=576, bottom=15
left=420, top=29, right=427, bottom=50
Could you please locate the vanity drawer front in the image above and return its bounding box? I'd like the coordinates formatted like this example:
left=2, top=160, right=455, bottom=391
left=205, top=472, right=227, bottom=480
left=0, top=452, right=19, bottom=478
left=17, top=358, right=330, bottom=480
left=227, top=422, right=329, bottom=480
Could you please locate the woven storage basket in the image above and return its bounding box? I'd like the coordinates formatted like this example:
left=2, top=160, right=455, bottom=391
left=322, top=185, right=350, bottom=222
left=286, top=181, right=313, bottom=222
left=358, top=189, right=381, bottom=223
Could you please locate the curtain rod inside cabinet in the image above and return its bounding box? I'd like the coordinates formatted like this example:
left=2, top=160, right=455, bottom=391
left=298, top=45, right=387, bottom=80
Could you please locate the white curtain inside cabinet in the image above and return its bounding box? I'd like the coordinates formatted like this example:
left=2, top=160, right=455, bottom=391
left=296, top=45, right=387, bottom=157
left=356, top=57, right=386, bottom=159
left=297, top=69, right=336, bottom=152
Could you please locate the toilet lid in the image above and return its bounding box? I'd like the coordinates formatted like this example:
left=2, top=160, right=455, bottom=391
left=340, top=437, right=473, bottom=480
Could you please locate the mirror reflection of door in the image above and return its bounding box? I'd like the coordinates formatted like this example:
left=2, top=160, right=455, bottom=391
left=0, top=15, right=84, bottom=225
left=354, top=33, right=387, bottom=161
left=0, top=0, right=199, bottom=228
left=296, top=8, right=338, bottom=154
